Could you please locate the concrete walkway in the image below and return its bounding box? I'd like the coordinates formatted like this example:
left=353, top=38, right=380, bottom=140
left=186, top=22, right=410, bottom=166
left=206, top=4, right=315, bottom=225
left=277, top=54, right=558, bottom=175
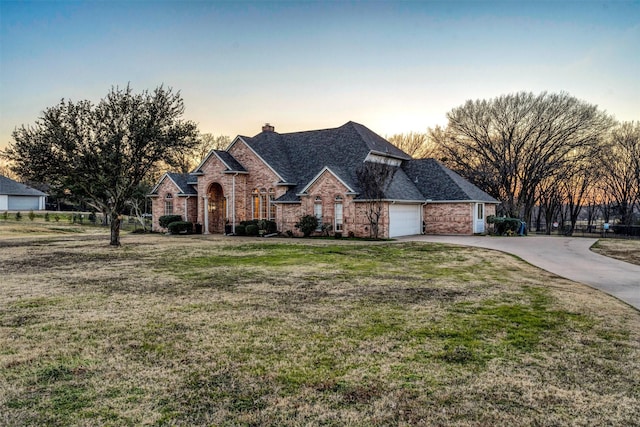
left=400, top=234, right=640, bottom=311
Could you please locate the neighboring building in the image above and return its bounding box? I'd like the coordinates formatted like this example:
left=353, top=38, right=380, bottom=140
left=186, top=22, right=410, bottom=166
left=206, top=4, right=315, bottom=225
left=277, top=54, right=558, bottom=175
left=0, top=175, right=47, bottom=211
left=149, top=122, right=499, bottom=237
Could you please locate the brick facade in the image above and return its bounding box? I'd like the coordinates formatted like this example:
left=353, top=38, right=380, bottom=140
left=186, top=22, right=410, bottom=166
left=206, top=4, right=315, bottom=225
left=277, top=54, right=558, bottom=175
left=150, top=178, right=198, bottom=232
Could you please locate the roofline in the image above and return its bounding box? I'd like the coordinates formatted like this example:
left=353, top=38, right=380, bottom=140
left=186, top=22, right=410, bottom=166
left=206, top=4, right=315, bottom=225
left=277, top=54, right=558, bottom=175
left=148, top=172, right=174, bottom=195
left=222, top=170, right=249, bottom=175
left=298, top=166, right=355, bottom=195
left=227, top=136, right=286, bottom=182
left=425, top=199, right=501, bottom=204
left=272, top=200, right=302, bottom=204
left=368, top=149, right=411, bottom=161
left=194, top=149, right=247, bottom=174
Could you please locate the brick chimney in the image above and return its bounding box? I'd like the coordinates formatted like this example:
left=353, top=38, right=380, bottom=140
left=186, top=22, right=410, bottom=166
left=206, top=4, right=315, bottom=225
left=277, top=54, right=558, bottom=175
left=262, top=123, right=275, bottom=132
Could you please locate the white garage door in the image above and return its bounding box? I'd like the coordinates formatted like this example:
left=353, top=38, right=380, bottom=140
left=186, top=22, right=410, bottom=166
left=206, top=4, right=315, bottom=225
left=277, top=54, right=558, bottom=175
left=389, top=204, right=421, bottom=237
left=8, top=196, right=41, bottom=211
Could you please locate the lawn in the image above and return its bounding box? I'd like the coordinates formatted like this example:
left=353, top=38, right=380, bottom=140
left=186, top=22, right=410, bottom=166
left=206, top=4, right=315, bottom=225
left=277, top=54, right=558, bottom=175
left=591, top=238, right=640, bottom=265
left=1, top=224, right=639, bottom=426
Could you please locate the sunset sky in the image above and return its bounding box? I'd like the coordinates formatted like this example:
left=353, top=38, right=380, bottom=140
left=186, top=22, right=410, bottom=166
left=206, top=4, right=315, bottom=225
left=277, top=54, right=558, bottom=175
left=1, top=0, right=638, bottom=149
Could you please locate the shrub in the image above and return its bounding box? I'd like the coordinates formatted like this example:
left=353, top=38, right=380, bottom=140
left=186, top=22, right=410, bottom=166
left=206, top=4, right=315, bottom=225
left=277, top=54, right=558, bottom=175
left=257, top=219, right=278, bottom=234
left=159, top=215, right=182, bottom=228
left=245, top=224, right=259, bottom=236
left=295, top=214, right=318, bottom=237
left=167, top=221, right=193, bottom=234
left=235, top=224, right=246, bottom=236
left=487, top=215, right=521, bottom=235
left=44, top=212, right=50, bottom=222
left=2, top=211, right=8, bottom=221
left=28, top=210, right=36, bottom=221
left=88, top=212, right=97, bottom=224
left=54, top=214, right=60, bottom=222
left=15, top=211, right=22, bottom=221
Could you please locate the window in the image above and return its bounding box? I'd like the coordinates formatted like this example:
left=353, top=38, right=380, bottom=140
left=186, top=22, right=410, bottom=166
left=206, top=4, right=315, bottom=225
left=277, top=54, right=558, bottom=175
left=269, top=189, right=276, bottom=220
left=164, top=194, right=173, bottom=215
left=252, top=189, right=260, bottom=220
left=314, top=197, right=323, bottom=231
left=252, top=188, right=271, bottom=220
left=334, top=196, right=343, bottom=232
left=477, top=203, right=484, bottom=220
left=260, top=189, right=268, bottom=220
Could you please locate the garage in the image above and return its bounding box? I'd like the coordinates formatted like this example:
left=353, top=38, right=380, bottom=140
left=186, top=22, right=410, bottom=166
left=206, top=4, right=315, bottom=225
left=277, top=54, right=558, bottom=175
left=389, top=204, right=422, bottom=237
left=8, top=195, right=42, bottom=210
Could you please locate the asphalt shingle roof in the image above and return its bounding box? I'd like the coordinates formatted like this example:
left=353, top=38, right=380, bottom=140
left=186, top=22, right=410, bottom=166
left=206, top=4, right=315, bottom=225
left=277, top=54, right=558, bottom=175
left=242, top=121, right=412, bottom=199
left=401, top=159, right=499, bottom=202
left=0, top=175, right=47, bottom=197
left=166, top=173, right=198, bottom=195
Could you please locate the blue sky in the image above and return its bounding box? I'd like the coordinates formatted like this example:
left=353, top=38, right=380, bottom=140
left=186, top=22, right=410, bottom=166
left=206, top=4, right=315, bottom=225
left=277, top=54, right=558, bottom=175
left=1, top=0, right=638, bottom=148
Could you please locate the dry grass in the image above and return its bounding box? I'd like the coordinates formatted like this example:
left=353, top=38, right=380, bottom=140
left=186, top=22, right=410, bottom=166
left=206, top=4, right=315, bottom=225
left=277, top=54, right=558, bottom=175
left=1, top=224, right=639, bottom=426
left=591, top=238, right=640, bottom=265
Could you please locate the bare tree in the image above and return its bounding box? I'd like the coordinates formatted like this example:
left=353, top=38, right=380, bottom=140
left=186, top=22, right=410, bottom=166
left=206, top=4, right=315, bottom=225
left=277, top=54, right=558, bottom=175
left=599, top=121, right=640, bottom=227
left=356, top=161, right=398, bottom=239
left=387, top=132, right=439, bottom=159
left=438, top=92, right=613, bottom=222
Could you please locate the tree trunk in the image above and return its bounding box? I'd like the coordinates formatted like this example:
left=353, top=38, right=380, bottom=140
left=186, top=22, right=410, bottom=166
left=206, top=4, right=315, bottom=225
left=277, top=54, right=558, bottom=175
left=110, top=212, right=121, bottom=246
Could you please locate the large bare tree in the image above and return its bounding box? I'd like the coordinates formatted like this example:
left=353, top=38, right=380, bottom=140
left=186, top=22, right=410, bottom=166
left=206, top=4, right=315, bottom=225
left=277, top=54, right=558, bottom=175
left=436, top=92, right=613, bottom=222
left=3, top=84, right=198, bottom=246
left=599, top=121, right=640, bottom=227
left=387, top=132, right=439, bottom=159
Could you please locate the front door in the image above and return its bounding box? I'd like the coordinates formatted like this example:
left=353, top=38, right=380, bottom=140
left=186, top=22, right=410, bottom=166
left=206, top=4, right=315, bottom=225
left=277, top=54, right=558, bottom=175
left=207, top=183, right=226, bottom=233
left=474, top=203, right=485, bottom=234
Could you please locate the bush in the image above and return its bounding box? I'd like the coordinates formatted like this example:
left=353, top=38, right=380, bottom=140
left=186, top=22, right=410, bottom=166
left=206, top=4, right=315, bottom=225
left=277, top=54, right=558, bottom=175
left=159, top=215, right=182, bottom=228
left=54, top=214, right=60, bottom=222
left=15, top=211, right=22, bottom=221
left=235, top=224, right=246, bottom=236
left=295, top=215, right=319, bottom=237
left=167, top=221, right=193, bottom=234
left=487, top=215, right=521, bottom=235
left=239, top=219, right=277, bottom=235
left=44, top=212, right=50, bottom=222
left=2, top=211, right=8, bottom=221
left=257, top=219, right=278, bottom=234
left=245, top=224, right=259, bottom=236
left=28, top=210, right=36, bottom=221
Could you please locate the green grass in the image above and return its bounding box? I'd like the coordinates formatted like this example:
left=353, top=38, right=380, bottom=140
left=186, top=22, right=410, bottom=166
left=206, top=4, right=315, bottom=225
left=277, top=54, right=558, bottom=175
left=1, top=233, right=639, bottom=426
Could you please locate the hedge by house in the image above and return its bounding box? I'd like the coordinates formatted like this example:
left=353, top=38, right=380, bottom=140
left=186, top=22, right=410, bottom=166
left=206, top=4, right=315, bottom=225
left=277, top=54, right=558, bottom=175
left=159, top=215, right=182, bottom=228
left=167, top=221, right=193, bottom=234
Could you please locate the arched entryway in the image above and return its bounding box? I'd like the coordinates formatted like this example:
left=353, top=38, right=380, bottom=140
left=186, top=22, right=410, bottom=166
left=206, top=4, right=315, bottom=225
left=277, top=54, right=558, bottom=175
left=206, top=183, right=226, bottom=233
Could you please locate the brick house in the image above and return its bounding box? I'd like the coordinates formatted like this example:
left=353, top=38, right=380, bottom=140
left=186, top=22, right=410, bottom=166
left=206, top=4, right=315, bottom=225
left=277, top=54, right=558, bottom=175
left=149, top=122, right=498, bottom=237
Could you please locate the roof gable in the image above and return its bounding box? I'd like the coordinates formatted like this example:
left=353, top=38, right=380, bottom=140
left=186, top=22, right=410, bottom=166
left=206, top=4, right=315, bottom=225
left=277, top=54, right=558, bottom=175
left=194, top=149, right=247, bottom=174
left=0, top=175, right=47, bottom=197
left=149, top=172, right=197, bottom=196
left=298, top=166, right=355, bottom=195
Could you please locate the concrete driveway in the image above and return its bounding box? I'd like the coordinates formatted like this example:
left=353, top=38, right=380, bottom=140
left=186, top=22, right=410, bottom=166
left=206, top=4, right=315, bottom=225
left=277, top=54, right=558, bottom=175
left=400, top=235, right=640, bottom=311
